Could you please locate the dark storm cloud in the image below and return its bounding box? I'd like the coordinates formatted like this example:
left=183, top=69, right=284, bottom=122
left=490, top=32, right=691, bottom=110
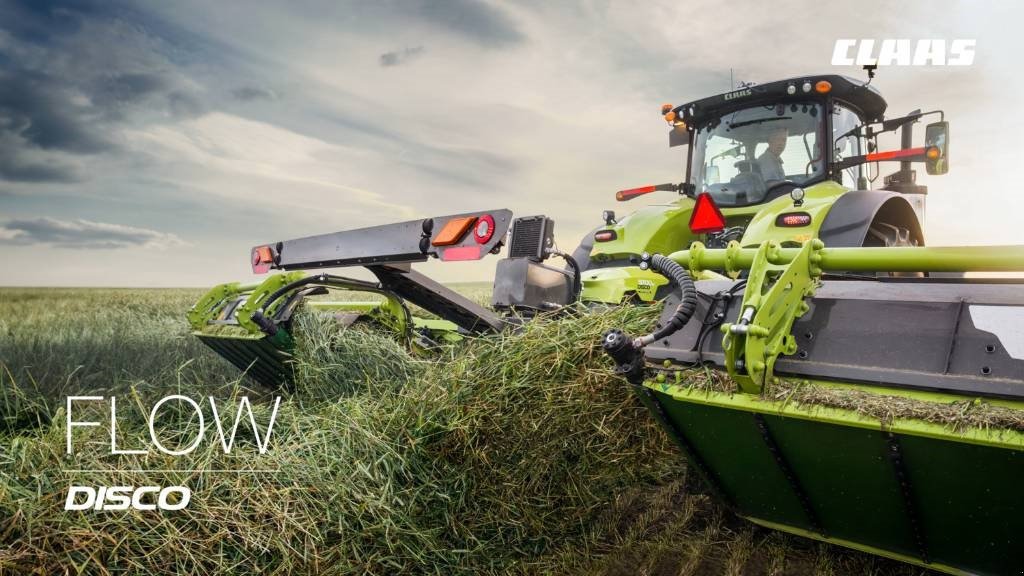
left=379, top=46, right=425, bottom=67
left=0, top=69, right=111, bottom=154
left=0, top=150, right=80, bottom=183
left=92, top=72, right=168, bottom=109
left=0, top=217, right=185, bottom=249
left=0, top=0, right=209, bottom=182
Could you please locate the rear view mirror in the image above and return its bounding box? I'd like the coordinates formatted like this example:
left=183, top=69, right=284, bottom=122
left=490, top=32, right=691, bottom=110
left=669, top=124, right=689, bottom=148
left=924, top=121, right=949, bottom=175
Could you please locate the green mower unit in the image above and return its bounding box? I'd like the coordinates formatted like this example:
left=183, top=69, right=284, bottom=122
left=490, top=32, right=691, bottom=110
left=602, top=242, right=1024, bottom=576
left=188, top=74, right=1024, bottom=574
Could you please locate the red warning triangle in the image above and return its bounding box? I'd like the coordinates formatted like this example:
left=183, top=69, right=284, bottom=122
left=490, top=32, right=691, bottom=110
left=689, top=193, right=726, bottom=234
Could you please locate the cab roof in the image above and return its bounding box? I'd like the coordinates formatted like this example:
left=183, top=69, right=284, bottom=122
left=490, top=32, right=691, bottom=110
left=673, top=74, right=888, bottom=128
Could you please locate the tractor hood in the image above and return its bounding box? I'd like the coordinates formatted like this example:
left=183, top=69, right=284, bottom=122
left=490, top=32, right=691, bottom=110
left=588, top=197, right=697, bottom=266
left=740, top=181, right=847, bottom=247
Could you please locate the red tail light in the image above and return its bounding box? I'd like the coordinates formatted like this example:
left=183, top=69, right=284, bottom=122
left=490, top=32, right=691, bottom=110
left=776, top=212, right=812, bottom=227
left=594, top=230, right=617, bottom=242
left=688, top=193, right=726, bottom=234
left=473, top=214, right=496, bottom=244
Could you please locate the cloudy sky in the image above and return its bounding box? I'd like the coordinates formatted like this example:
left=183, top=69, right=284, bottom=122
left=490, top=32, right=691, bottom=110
left=0, top=0, right=1021, bottom=286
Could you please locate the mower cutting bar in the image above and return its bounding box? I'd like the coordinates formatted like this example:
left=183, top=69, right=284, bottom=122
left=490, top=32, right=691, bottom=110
left=668, top=244, right=1024, bottom=273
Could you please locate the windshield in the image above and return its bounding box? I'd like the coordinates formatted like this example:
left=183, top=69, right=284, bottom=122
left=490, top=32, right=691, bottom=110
left=691, top=102, right=824, bottom=206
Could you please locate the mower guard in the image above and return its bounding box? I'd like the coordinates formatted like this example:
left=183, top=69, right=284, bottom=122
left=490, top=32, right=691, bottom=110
left=630, top=243, right=1024, bottom=575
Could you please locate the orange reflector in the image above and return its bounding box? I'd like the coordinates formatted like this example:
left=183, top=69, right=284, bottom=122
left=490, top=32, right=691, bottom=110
left=689, top=193, right=726, bottom=234
left=256, top=245, right=274, bottom=264
left=664, top=111, right=676, bottom=124
left=926, top=146, right=941, bottom=159
left=432, top=216, right=476, bottom=246
left=815, top=80, right=832, bottom=94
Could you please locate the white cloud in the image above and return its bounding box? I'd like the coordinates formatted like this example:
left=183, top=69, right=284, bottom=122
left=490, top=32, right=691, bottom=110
left=124, top=112, right=418, bottom=220
left=0, top=217, right=187, bottom=249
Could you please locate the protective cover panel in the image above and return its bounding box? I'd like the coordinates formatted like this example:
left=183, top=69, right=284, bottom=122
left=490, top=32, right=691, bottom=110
left=645, top=279, right=1024, bottom=399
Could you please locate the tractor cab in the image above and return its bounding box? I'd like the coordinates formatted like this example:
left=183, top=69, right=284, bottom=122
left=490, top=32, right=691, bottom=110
left=588, top=74, right=952, bottom=303
left=667, top=74, right=948, bottom=204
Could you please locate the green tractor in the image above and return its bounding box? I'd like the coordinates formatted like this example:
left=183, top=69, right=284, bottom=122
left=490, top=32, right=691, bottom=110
left=189, top=74, right=1024, bottom=575
left=578, top=74, right=945, bottom=303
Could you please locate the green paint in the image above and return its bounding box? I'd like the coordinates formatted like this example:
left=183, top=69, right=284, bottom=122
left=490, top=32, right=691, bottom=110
left=720, top=239, right=822, bottom=392
left=580, top=266, right=669, bottom=303
left=740, top=180, right=845, bottom=246
left=667, top=243, right=1024, bottom=273
left=234, top=272, right=307, bottom=334
left=647, top=384, right=1024, bottom=576
left=186, top=281, right=260, bottom=331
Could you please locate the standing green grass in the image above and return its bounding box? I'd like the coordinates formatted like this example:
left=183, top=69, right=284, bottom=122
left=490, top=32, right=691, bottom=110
left=0, top=288, right=931, bottom=575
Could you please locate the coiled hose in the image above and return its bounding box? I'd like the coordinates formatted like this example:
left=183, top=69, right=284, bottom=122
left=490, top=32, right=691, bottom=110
left=636, top=254, right=698, bottom=346
left=602, top=253, right=698, bottom=384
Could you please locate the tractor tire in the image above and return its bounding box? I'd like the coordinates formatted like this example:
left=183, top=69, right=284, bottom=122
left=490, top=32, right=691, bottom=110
left=864, top=221, right=924, bottom=277
left=865, top=222, right=916, bottom=248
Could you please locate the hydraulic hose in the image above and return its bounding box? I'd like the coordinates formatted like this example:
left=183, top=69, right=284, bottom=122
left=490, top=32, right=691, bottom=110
left=545, top=247, right=583, bottom=303
left=560, top=252, right=583, bottom=302
left=602, top=253, right=698, bottom=384
left=250, top=273, right=397, bottom=337
left=258, top=274, right=382, bottom=315
left=636, top=254, right=698, bottom=346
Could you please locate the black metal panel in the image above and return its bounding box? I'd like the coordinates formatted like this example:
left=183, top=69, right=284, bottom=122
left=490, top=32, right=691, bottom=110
left=196, top=334, right=292, bottom=388
left=676, top=74, right=887, bottom=127
left=645, top=278, right=1024, bottom=399
left=263, top=209, right=513, bottom=271
left=491, top=258, right=573, bottom=310
left=368, top=265, right=505, bottom=335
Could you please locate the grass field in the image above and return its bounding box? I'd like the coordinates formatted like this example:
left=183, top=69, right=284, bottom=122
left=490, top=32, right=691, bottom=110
left=0, top=287, right=934, bottom=575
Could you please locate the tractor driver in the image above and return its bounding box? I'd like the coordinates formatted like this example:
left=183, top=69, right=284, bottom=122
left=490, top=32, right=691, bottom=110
left=757, top=126, right=788, bottom=182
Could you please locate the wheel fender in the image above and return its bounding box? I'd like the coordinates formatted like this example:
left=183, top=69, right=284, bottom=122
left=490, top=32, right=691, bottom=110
left=818, top=190, right=924, bottom=248
left=570, top=226, right=601, bottom=272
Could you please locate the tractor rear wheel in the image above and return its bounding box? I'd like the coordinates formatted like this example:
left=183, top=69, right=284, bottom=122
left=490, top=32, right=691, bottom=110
left=865, top=221, right=924, bottom=277
left=865, top=222, right=916, bottom=248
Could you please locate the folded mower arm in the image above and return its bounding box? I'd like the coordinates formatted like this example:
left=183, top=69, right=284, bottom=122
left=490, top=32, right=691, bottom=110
left=246, top=209, right=514, bottom=335
left=250, top=209, right=513, bottom=273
